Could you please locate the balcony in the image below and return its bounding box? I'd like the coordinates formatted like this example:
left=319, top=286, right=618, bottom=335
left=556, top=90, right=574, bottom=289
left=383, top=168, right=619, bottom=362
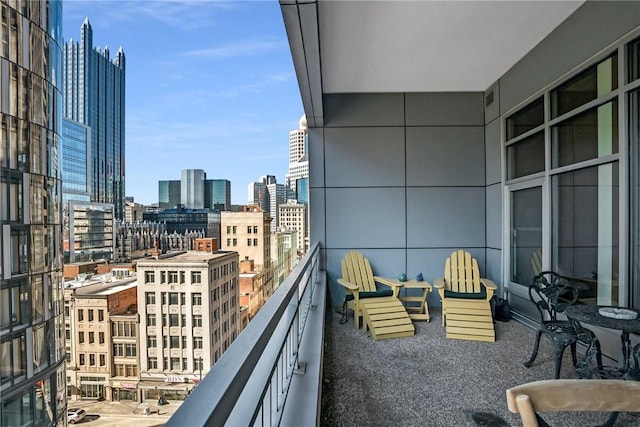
left=167, top=243, right=640, bottom=426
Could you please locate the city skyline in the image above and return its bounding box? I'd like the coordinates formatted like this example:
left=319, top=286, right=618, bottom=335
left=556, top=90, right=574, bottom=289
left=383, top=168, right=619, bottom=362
left=62, top=1, right=303, bottom=206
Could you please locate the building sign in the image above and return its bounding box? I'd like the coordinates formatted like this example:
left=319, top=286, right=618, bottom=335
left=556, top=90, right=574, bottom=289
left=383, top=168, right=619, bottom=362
left=165, top=376, right=184, bottom=383
left=121, top=382, right=136, bottom=389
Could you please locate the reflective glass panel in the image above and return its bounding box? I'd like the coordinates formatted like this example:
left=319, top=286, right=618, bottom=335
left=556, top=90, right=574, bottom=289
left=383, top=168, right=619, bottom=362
left=552, top=163, right=619, bottom=305
left=506, top=97, right=544, bottom=140
left=552, top=101, right=618, bottom=168
left=511, top=186, right=542, bottom=284
left=507, top=131, right=545, bottom=179
left=551, top=54, right=618, bottom=118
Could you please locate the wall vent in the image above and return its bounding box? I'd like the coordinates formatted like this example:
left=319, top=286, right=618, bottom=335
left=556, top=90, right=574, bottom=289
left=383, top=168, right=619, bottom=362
left=485, top=91, right=494, bottom=107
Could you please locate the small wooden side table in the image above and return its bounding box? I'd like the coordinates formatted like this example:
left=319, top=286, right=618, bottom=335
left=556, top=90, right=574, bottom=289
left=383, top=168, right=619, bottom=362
left=399, top=280, right=432, bottom=322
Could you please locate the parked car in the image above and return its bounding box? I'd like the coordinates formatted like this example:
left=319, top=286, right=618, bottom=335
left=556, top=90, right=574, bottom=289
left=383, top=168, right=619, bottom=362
left=67, top=408, right=86, bottom=424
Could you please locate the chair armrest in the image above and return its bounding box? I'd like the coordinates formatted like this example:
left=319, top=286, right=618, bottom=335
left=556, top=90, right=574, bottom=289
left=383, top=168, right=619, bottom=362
left=433, top=278, right=446, bottom=289
left=480, top=278, right=497, bottom=300
left=373, top=276, right=403, bottom=297
left=479, top=278, right=497, bottom=290
left=337, top=278, right=358, bottom=291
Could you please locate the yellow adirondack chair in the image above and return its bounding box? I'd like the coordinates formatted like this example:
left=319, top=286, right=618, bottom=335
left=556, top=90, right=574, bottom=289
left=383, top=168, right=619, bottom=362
left=434, top=250, right=497, bottom=342
left=337, top=251, right=414, bottom=339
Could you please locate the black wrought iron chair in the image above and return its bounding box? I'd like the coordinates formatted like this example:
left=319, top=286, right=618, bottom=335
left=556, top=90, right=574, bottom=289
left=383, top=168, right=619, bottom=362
left=523, top=271, right=602, bottom=379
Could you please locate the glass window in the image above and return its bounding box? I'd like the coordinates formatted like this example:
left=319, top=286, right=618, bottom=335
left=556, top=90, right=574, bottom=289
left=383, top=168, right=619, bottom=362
left=77, top=309, right=83, bottom=321
left=78, top=332, right=84, bottom=344
left=191, top=271, right=201, bottom=284
left=192, top=293, right=202, bottom=305
left=88, top=310, right=94, bottom=322
left=145, top=292, right=155, bottom=305
left=125, top=343, right=136, bottom=357
left=146, top=314, right=156, bottom=326
left=171, top=357, right=181, bottom=371
left=99, top=332, right=104, bottom=344
left=98, top=310, right=104, bottom=321
left=148, top=336, right=157, bottom=348
left=148, top=358, right=158, bottom=369
left=552, top=163, right=619, bottom=306
left=169, top=293, right=179, bottom=305
left=169, top=314, right=179, bottom=326
left=193, top=315, right=202, bottom=327
left=551, top=54, right=618, bottom=118
left=168, top=271, right=178, bottom=284
left=144, top=271, right=155, bottom=283
left=552, top=101, right=618, bottom=168
left=506, top=97, right=544, bottom=140
left=170, top=336, right=179, bottom=348
left=193, top=337, right=203, bottom=349
left=507, top=131, right=546, bottom=180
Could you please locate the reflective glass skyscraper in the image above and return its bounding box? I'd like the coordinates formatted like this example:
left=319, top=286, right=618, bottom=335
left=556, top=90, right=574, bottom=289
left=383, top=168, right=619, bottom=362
left=0, top=1, right=67, bottom=425
left=63, top=19, right=126, bottom=219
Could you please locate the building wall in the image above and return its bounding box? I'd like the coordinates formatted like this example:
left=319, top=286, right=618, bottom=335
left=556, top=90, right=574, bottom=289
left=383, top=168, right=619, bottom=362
left=0, top=2, right=67, bottom=425
left=136, top=252, right=239, bottom=397
left=221, top=210, right=271, bottom=268
left=312, top=92, right=488, bottom=307
left=484, top=1, right=640, bottom=353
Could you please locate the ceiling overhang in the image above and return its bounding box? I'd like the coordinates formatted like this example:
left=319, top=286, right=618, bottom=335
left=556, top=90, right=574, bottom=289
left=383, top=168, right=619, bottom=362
left=280, top=0, right=585, bottom=126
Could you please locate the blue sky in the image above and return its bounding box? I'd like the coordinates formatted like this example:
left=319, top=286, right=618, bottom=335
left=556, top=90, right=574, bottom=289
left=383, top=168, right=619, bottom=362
left=62, top=0, right=303, bottom=205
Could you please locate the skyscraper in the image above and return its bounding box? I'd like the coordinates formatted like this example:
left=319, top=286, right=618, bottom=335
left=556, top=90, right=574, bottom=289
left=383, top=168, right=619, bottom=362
left=158, top=170, right=231, bottom=211
left=181, top=169, right=206, bottom=209
left=64, top=18, right=126, bottom=219
left=0, top=2, right=67, bottom=425
left=285, top=115, right=309, bottom=194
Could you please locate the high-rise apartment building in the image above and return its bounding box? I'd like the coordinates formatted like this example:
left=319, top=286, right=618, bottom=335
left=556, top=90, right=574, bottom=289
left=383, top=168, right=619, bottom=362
left=136, top=247, right=240, bottom=399
left=0, top=2, right=67, bottom=425
left=64, top=18, right=126, bottom=219
left=159, top=170, right=231, bottom=211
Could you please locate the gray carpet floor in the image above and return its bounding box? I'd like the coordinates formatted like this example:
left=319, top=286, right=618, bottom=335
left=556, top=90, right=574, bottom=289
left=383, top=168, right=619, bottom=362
left=320, top=308, right=640, bottom=427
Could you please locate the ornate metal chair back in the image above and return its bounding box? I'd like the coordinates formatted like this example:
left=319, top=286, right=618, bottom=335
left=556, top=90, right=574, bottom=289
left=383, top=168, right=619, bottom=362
left=528, top=271, right=579, bottom=322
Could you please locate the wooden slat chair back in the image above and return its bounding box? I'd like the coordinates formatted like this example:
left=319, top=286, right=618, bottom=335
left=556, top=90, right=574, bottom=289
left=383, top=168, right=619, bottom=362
left=506, top=379, right=640, bottom=427
left=434, top=250, right=497, bottom=342
left=342, top=250, right=376, bottom=293
left=444, top=250, right=482, bottom=294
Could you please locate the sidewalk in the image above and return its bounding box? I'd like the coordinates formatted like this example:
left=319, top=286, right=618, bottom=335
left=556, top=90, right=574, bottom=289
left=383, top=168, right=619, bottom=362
left=68, top=398, right=183, bottom=419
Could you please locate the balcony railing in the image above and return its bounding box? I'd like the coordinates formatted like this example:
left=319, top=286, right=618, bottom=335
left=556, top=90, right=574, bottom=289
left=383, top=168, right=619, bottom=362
left=166, top=242, right=325, bottom=427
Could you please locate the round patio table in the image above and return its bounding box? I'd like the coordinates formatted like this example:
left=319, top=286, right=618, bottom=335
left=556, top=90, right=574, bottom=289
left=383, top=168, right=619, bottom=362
left=564, top=304, right=640, bottom=379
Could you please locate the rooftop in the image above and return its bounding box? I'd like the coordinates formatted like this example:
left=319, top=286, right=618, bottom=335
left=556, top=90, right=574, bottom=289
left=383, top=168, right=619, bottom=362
left=64, top=272, right=137, bottom=296
left=135, top=250, right=237, bottom=265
